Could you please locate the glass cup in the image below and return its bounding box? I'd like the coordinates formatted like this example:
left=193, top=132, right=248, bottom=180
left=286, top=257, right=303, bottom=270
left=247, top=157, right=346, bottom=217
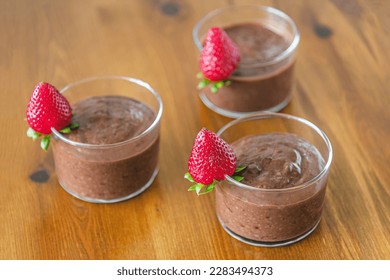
left=193, top=5, right=300, bottom=118
left=215, top=112, right=332, bottom=247
left=51, top=76, right=163, bottom=203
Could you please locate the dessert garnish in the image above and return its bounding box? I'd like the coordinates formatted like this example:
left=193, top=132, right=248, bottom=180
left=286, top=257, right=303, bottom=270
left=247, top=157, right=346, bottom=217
left=184, top=128, right=245, bottom=195
left=197, top=27, right=240, bottom=93
left=26, top=82, right=78, bottom=151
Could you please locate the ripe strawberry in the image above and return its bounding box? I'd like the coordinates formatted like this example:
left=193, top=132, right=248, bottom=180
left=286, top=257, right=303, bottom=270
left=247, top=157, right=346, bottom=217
left=184, top=128, right=245, bottom=195
left=197, top=27, right=240, bottom=93
left=26, top=82, right=78, bottom=150
left=26, top=82, right=72, bottom=134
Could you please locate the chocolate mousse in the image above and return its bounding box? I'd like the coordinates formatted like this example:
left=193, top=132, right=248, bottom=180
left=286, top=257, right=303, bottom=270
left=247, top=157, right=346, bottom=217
left=52, top=96, right=159, bottom=201
left=203, top=22, right=296, bottom=114
left=216, top=133, right=326, bottom=243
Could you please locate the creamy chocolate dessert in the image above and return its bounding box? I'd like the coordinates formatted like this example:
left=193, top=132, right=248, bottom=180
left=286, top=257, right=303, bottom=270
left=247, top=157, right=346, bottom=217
left=216, top=133, right=326, bottom=243
left=52, top=96, right=159, bottom=201
left=203, top=22, right=295, bottom=114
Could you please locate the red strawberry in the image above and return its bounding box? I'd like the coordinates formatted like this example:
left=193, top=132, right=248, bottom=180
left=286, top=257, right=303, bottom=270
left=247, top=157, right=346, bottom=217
left=185, top=128, right=246, bottom=195
left=26, top=82, right=78, bottom=151
left=188, top=128, right=236, bottom=185
left=26, top=82, right=72, bottom=135
left=199, top=27, right=240, bottom=84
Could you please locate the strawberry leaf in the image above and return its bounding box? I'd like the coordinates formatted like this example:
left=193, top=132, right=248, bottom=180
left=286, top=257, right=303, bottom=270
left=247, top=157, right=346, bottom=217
left=197, top=73, right=232, bottom=93
left=27, top=120, right=78, bottom=151
left=211, top=84, right=219, bottom=93
left=60, top=127, right=71, bottom=133
left=235, top=166, right=247, bottom=173
left=187, top=183, right=205, bottom=195
left=70, top=122, right=79, bottom=129
left=40, top=135, right=51, bottom=151
left=187, top=180, right=219, bottom=196
left=195, top=184, right=203, bottom=195
left=230, top=165, right=246, bottom=182
left=232, top=175, right=244, bottom=182
left=204, top=181, right=218, bottom=194
left=59, top=121, right=79, bottom=134
left=197, top=79, right=210, bottom=89
left=188, top=184, right=198, bottom=191
left=184, top=172, right=195, bottom=183
left=215, top=81, right=224, bottom=89
left=27, top=127, right=41, bottom=140
left=185, top=165, right=248, bottom=195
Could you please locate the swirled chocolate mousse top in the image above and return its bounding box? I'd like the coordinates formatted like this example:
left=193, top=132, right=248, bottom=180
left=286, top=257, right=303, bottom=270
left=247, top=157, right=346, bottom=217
left=231, top=133, right=324, bottom=189
left=224, top=22, right=290, bottom=65
left=65, top=96, right=155, bottom=145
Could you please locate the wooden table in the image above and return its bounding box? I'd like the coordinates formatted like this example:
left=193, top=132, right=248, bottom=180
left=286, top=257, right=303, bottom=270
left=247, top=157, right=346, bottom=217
left=1, top=0, right=389, bottom=260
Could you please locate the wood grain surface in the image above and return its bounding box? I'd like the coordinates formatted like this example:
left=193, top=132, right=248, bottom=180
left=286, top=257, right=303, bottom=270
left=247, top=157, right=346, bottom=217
left=0, top=0, right=389, bottom=260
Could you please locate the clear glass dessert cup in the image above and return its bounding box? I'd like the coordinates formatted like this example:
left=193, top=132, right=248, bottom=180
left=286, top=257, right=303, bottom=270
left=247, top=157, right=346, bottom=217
left=216, top=112, right=332, bottom=247
left=193, top=5, right=300, bottom=118
left=51, top=76, right=163, bottom=203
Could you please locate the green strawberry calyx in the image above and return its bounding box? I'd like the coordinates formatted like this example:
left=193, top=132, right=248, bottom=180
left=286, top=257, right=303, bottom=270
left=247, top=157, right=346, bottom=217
left=26, top=121, right=79, bottom=151
left=184, top=165, right=246, bottom=195
left=197, top=72, right=232, bottom=93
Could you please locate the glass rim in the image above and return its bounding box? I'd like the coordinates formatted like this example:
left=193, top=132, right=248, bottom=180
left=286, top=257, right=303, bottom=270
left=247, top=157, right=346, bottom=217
left=51, top=75, right=163, bottom=149
left=193, top=5, right=300, bottom=68
left=216, top=112, right=333, bottom=192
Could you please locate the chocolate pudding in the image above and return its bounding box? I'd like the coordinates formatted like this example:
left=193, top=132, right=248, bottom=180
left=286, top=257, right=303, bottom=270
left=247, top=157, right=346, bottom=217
left=202, top=22, right=296, bottom=115
left=52, top=96, right=159, bottom=202
left=216, top=133, right=326, bottom=243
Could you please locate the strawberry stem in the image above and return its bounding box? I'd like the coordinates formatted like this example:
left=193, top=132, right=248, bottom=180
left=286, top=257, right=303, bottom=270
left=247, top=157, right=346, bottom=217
left=26, top=120, right=79, bottom=151
left=197, top=73, right=232, bottom=93
left=186, top=178, right=218, bottom=195
left=184, top=165, right=247, bottom=196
